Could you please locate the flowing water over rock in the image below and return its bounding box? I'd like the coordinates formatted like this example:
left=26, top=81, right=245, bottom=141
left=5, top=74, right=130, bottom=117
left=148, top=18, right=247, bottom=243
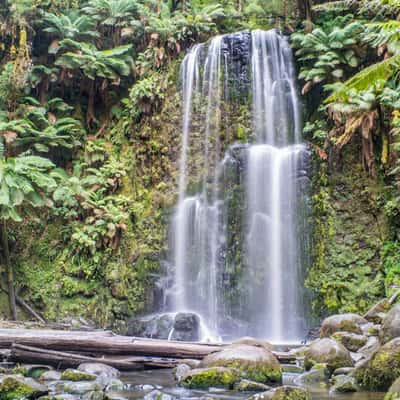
left=165, top=29, right=311, bottom=342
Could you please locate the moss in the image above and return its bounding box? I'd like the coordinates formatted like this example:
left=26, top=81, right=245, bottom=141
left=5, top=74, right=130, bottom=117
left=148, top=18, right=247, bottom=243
left=0, top=376, right=41, bottom=400
left=181, top=367, right=240, bottom=389
left=60, top=369, right=96, bottom=382
left=269, top=386, right=311, bottom=400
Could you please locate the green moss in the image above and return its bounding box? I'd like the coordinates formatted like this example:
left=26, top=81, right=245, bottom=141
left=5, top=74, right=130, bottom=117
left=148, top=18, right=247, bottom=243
left=60, top=369, right=96, bottom=382
left=0, top=377, right=41, bottom=400
left=180, top=367, right=240, bottom=389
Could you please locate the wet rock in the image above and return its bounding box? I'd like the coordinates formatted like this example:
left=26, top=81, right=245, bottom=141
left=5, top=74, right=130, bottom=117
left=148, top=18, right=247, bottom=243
left=82, top=391, right=104, bottom=400
left=360, top=323, right=380, bottom=337
left=354, top=337, right=400, bottom=390
left=248, top=385, right=311, bottom=400
left=0, top=374, right=48, bottom=399
left=364, top=298, right=391, bottom=324
left=78, top=363, right=120, bottom=380
left=173, top=364, right=191, bottom=383
left=39, top=395, right=79, bottom=400
left=333, top=367, right=355, bottom=376
left=104, top=394, right=128, bottom=400
left=381, top=304, right=400, bottom=344
left=61, top=369, right=97, bottom=382
left=386, top=376, right=400, bottom=400
left=234, top=379, right=271, bottom=392
left=357, top=336, right=380, bottom=359
left=143, top=389, right=174, bottom=400
left=170, top=313, right=200, bottom=341
left=104, top=379, right=124, bottom=391
left=180, top=367, right=239, bottom=389
left=331, top=332, right=368, bottom=352
left=330, top=375, right=358, bottom=393
left=232, top=337, right=273, bottom=352
left=320, top=314, right=366, bottom=337
left=304, top=338, right=353, bottom=372
left=200, top=344, right=282, bottom=384
left=281, top=364, right=303, bottom=373
left=58, top=381, right=103, bottom=395
left=39, top=371, right=62, bottom=382
left=127, top=314, right=174, bottom=339
left=294, top=367, right=330, bottom=384
left=25, top=365, right=53, bottom=379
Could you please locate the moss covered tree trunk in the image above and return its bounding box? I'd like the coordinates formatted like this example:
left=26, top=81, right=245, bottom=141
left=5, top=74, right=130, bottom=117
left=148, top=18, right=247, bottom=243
left=1, top=220, right=18, bottom=320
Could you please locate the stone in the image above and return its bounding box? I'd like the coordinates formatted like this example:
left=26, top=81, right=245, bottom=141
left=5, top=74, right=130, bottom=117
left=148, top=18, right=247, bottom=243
left=39, top=395, right=79, bottom=400
left=381, top=304, right=400, bottom=344
left=25, top=365, right=53, bottom=379
left=59, top=381, right=103, bottom=395
left=78, top=363, right=120, bottom=379
left=386, top=377, right=400, bottom=400
left=333, top=367, right=355, bottom=376
left=232, top=337, right=273, bottom=352
left=170, top=313, right=200, bottom=341
left=143, top=389, right=174, bottom=400
left=0, top=374, right=48, bottom=399
left=357, top=336, right=380, bottom=359
left=281, top=364, right=303, bottom=373
left=82, top=392, right=104, bottom=400
left=104, top=394, right=128, bottom=400
left=360, top=323, right=380, bottom=337
left=304, top=338, right=353, bottom=372
left=248, top=385, right=311, bottom=400
left=330, top=375, right=358, bottom=393
left=294, top=368, right=330, bottom=384
left=200, top=344, right=282, bottom=384
left=180, top=367, right=239, bottom=389
left=173, top=364, right=191, bottom=383
left=364, top=298, right=391, bottom=324
left=354, top=337, right=400, bottom=390
left=39, top=371, right=62, bottom=382
left=104, top=379, right=124, bottom=392
left=331, top=332, right=368, bottom=352
left=234, top=379, right=271, bottom=392
left=61, top=369, right=97, bottom=382
left=320, top=314, right=366, bottom=337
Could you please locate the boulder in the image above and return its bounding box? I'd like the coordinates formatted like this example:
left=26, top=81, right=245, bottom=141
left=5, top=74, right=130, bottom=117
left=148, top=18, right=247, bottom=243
left=61, top=369, right=97, bottom=382
left=333, top=367, right=355, bottom=376
left=0, top=375, right=48, bottom=399
left=354, top=337, right=400, bottom=390
left=180, top=367, right=239, bottom=389
left=173, top=364, right=191, bottom=383
left=360, top=323, right=380, bottom=337
left=38, top=395, right=79, bottom=400
left=320, top=314, right=366, bottom=337
left=364, top=299, right=391, bottom=324
left=294, top=367, right=330, bottom=384
left=234, top=379, right=271, bottom=392
left=54, top=381, right=103, bottom=395
left=127, top=313, right=174, bottom=339
left=248, top=386, right=311, bottom=400
left=39, top=371, right=62, bottom=382
left=232, top=337, right=273, bottom=352
left=357, top=336, right=380, bottom=359
left=170, top=313, right=200, bottom=342
left=200, top=344, right=282, bottom=384
left=104, top=379, right=124, bottom=392
left=381, top=304, right=400, bottom=344
left=386, top=377, right=400, bottom=400
left=104, top=394, right=128, bottom=400
left=78, top=363, right=120, bottom=380
left=143, top=390, right=174, bottom=400
left=330, top=375, right=358, bottom=393
left=24, top=365, right=53, bottom=379
left=304, top=338, right=353, bottom=372
left=81, top=392, right=104, bottom=400
left=331, top=332, right=368, bottom=352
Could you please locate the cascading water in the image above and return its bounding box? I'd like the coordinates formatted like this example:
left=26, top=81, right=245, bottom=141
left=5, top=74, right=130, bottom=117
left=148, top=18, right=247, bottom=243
left=166, top=29, right=310, bottom=343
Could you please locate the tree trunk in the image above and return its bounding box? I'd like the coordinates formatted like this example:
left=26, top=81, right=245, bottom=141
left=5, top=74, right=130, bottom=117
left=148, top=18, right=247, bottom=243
left=86, top=79, right=97, bottom=128
left=297, top=0, right=313, bottom=30
left=1, top=220, right=18, bottom=320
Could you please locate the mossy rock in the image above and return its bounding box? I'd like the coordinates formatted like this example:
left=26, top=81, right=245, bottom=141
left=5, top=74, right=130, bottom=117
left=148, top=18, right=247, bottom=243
left=331, top=332, right=368, bottom=352
left=381, top=304, right=400, bottom=344
left=180, top=367, right=239, bottom=389
left=304, top=338, right=353, bottom=373
left=61, top=369, right=97, bottom=382
left=330, top=375, right=358, bottom=393
left=354, top=337, right=400, bottom=391
left=385, top=376, right=400, bottom=400
left=320, top=314, right=366, bottom=338
left=234, top=379, right=271, bottom=392
left=200, top=344, right=282, bottom=384
left=248, top=385, right=311, bottom=400
left=232, top=337, right=273, bottom=352
left=0, top=375, right=48, bottom=400
left=364, top=298, right=391, bottom=324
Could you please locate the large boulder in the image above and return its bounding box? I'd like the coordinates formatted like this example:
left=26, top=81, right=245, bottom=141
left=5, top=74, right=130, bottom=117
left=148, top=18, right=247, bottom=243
left=248, top=386, right=311, bottom=400
left=61, top=369, right=97, bottom=382
left=354, top=337, right=400, bottom=391
left=169, top=313, right=200, bottom=341
left=180, top=367, right=239, bottom=389
left=232, top=337, right=273, bottom=352
left=381, top=304, right=400, bottom=344
left=77, top=363, right=120, bottom=380
left=0, top=375, right=48, bottom=399
left=331, top=332, right=368, bottom=352
left=320, top=314, right=366, bottom=337
left=200, top=344, right=282, bottom=384
left=304, top=339, right=353, bottom=372
left=364, top=298, right=391, bottom=324
left=386, top=377, right=400, bottom=400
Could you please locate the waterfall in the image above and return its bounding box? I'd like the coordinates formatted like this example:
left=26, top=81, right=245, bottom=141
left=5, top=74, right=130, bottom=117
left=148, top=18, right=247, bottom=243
left=167, top=30, right=309, bottom=343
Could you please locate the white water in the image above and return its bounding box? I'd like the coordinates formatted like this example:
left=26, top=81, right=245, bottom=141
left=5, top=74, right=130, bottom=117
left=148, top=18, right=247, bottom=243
left=168, top=30, right=309, bottom=343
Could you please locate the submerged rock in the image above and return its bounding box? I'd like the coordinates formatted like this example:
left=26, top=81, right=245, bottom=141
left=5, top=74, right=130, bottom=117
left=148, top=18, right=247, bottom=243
left=331, top=332, right=367, bottom=352
left=304, top=338, right=353, bottom=372
left=381, top=304, right=400, bottom=344
left=0, top=374, right=48, bottom=399
left=320, top=314, right=366, bottom=337
left=180, top=367, right=239, bottom=389
left=200, top=344, right=282, bottom=384
left=248, top=385, right=311, bottom=400
left=354, top=337, right=400, bottom=390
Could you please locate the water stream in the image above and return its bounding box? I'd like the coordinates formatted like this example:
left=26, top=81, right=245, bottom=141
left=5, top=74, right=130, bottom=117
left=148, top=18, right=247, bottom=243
left=167, top=29, right=310, bottom=343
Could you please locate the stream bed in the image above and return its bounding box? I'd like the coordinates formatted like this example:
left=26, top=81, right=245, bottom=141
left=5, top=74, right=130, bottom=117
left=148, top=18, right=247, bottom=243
left=112, top=370, right=385, bottom=400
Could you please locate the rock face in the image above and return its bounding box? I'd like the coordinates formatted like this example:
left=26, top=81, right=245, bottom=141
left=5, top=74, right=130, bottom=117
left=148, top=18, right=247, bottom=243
left=248, top=385, right=311, bottom=400
left=180, top=367, right=239, bottom=389
left=355, top=337, right=400, bottom=390
left=200, top=344, right=282, bottom=384
left=0, top=375, right=48, bottom=399
left=320, top=314, right=366, bottom=337
left=381, top=304, right=400, bottom=344
left=304, top=338, right=353, bottom=372
left=331, top=332, right=368, bottom=352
